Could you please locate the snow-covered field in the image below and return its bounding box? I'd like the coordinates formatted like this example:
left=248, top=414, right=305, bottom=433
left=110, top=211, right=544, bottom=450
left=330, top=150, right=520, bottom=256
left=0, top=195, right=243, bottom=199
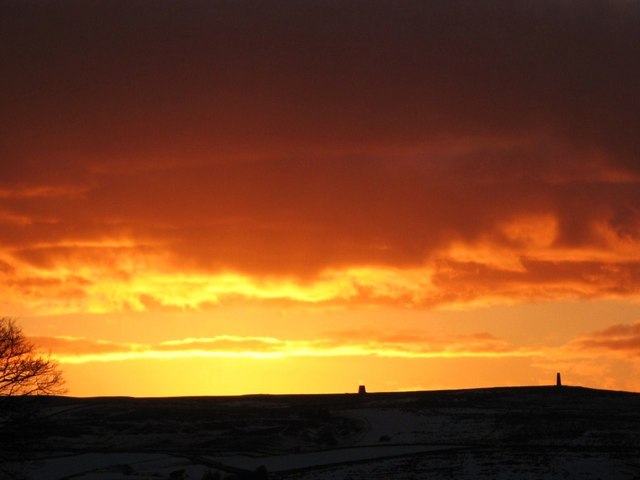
left=4, top=386, right=640, bottom=479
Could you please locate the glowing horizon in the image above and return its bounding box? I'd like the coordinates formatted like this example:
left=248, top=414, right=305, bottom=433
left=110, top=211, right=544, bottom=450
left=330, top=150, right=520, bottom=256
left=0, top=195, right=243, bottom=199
left=3, top=0, right=640, bottom=396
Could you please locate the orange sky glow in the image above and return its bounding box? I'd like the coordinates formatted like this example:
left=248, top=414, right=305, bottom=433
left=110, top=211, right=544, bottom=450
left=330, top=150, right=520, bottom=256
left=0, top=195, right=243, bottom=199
left=2, top=0, right=640, bottom=396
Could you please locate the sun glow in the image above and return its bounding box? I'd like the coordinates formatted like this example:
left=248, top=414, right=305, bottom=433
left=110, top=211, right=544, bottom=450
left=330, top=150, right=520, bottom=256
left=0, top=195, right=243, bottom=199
left=4, top=0, right=640, bottom=397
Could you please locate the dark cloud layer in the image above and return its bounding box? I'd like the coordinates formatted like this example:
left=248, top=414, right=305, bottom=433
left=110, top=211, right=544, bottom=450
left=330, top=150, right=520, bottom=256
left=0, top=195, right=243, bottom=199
left=2, top=0, right=637, bottom=162
left=2, top=0, right=640, bottom=306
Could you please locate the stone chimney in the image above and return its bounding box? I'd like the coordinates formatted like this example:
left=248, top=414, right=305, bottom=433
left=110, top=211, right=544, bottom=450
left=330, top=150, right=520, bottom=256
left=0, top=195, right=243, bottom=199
left=556, top=372, right=562, bottom=387
left=358, top=385, right=367, bottom=395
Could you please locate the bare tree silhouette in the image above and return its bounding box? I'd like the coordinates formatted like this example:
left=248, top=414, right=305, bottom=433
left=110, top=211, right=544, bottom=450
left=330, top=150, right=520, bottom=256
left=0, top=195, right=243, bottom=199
left=0, top=318, right=66, bottom=477
left=0, top=317, right=65, bottom=396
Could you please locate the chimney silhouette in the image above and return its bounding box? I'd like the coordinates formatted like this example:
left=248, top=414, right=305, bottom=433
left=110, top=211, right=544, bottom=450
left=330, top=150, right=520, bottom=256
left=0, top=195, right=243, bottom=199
left=358, top=385, right=367, bottom=395
left=556, top=372, right=562, bottom=387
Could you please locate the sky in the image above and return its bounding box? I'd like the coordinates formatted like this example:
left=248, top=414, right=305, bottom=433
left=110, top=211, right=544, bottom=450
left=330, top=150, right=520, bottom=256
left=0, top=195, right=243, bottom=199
left=2, top=0, right=640, bottom=396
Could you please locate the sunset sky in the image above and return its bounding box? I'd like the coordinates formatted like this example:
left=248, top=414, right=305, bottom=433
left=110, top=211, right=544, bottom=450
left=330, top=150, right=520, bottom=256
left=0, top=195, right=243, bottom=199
left=2, top=0, right=640, bottom=396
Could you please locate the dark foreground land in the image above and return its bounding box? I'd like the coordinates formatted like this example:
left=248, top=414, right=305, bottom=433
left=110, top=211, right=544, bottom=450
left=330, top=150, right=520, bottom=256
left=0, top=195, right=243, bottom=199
left=3, top=386, right=640, bottom=479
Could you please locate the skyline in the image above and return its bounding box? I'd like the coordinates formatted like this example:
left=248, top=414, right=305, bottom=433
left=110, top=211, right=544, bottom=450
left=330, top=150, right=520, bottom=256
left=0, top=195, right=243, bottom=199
left=2, top=0, right=640, bottom=396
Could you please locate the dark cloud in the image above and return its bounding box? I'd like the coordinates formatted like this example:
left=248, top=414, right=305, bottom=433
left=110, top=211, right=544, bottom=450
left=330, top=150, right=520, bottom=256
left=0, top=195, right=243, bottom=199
left=1, top=0, right=640, bottom=306
left=3, top=0, right=639, bottom=166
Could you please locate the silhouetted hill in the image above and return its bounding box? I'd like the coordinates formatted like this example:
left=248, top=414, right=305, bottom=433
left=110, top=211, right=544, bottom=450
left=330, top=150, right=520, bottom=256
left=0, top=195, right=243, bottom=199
left=6, top=386, right=640, bottom=479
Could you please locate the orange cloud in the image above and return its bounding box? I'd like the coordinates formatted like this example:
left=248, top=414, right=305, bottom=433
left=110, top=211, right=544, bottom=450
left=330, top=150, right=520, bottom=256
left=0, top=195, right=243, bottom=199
left=3, top=241, right=640, bottom=315
left=0, top=186, right=87, bottom=199
left=1, top=0, right=640, bottom=316
left=568, top=321, right=640, bottom=356
left=31, top=336, right=134, bottom=355
left=31, top=330, right=535, bottom=365
left=323, top=329, right=513, bottom=353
